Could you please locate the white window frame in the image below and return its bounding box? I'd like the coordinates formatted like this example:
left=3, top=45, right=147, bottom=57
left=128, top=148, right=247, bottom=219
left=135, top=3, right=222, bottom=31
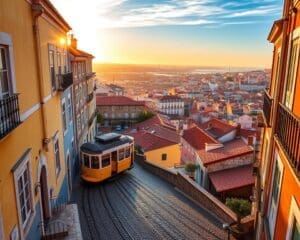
left=284, top=29, right=300, bottom=109
left=0, top=32, right=16, bottom=98
left=286, top=196, right=300, bottom=240
left=13, top=150, right=35, bottom=238
left=61, top=98, right=67, bottom=134
left=53, top=133, right=61, bottom=177
left=67, top=93, right=72, bottom=124
left=268, top=151, right=284, bottom=239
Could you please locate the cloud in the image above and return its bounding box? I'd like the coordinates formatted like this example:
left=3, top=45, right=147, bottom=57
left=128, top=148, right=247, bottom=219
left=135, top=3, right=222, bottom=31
left=50, top=0, right=282, bottom=29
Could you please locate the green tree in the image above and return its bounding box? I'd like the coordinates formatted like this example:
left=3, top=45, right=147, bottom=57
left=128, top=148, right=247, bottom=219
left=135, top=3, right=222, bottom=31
left=225, top=198, right=251, bottom=218
left=137, top=111, right=155, bottom=122
left=96, top=112, right=104, bottom=124
left=184, top=162, right=198, bottom=173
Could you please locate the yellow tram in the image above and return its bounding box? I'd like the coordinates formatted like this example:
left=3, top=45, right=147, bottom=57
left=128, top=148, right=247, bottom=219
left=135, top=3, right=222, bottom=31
left=80, top=133, right=134, bottom=183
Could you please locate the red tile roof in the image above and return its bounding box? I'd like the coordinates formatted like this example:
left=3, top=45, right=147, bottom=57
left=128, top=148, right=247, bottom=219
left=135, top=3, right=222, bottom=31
left=159, top=95, right=183, bottom=101
left=182, top=126, right=219, bottom=150
left=133, top=114, right=176, bottom=131
left=209, top=165, right=255, bottom=192
left=198, top=139, right=253, bottom=166
left=199, top=118, right=236, bottom=139
left=96, top=96, right=145, bottom=106
left=128, top=131, right=176, bottom=151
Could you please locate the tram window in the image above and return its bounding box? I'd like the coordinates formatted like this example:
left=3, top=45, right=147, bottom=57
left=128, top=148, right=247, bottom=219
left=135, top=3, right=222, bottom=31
left=91, top=156, right=99, bottom=169
left=102, top=154, right=110, bottom=167
left=83, top=154, right=90, bottom=167
left=118, top=149, right=125, bottom=161
left=125, top=147, right=130, bottom=158
left=112, top=151, right=118, bottom=161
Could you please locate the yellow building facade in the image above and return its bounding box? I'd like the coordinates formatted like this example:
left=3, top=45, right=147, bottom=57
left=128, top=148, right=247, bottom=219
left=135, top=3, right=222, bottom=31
left=145, top=144, right=181, bottom=168
left=0, top=0, right=72, bottom=239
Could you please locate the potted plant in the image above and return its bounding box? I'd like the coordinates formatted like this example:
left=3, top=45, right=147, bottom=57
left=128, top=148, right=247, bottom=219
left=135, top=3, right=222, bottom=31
left=184, top=162, right=198, bottom=179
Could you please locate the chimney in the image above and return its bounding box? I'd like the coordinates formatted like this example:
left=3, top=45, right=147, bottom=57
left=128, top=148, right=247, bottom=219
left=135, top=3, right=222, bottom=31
left=236, top=123, right=241, bottom=137
left=248, top=136, right=254, bottom=146
left=70, top=34, right=77, bottom=49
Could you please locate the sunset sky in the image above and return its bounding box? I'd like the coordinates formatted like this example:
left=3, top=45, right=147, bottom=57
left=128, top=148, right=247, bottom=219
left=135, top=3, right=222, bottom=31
left=50, top=0, right=283, bottom=68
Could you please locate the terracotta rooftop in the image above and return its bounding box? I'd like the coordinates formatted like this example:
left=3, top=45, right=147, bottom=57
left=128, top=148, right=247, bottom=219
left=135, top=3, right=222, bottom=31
left=182, top=126, right=219, bottom=150
left=132, top=114, right=176, bottom=131
left=159, top=95, right=183, bottom=101
left=198, top=139, right=253, bottom=166
left=96, top=96, right=145, bottom=106
left=199, top=118, right=236, bottom=139
left=209, top=165, right=255, bottom=192
left=128, top=131, right=177, bottom=152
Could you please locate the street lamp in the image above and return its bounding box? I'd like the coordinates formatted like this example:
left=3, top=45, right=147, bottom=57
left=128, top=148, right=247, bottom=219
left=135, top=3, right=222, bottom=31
left=222, top=223, right=231, bottom=240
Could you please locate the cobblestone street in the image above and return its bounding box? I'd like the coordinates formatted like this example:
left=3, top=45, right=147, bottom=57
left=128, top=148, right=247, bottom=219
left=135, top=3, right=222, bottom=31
left=71, top=164, right=230, bottom=240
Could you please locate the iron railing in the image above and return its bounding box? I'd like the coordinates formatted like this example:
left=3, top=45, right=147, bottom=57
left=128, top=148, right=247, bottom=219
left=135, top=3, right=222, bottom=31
left=263, top=89, right=273, bottom=127
left=276, top=103, right=300, bottom=177
left=0, top=94, right=21, bottom=139
left=58, top=72, right=73, bottom=91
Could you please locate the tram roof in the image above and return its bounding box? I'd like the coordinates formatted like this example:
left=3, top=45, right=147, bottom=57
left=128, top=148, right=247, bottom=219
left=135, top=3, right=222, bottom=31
left=80, top=134, right=133, bottom=154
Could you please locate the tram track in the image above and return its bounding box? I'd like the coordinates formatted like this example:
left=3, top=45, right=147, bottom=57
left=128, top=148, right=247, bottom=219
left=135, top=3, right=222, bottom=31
left=73, top=165, right=230, bottom=240
left=117, top=177, right=215, bottom=240
left=123, top=174, right=226, bottom=239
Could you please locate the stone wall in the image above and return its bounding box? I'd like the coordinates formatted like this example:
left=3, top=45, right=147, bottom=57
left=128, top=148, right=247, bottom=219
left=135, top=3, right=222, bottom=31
left=136, top=154, right=238, bottom=224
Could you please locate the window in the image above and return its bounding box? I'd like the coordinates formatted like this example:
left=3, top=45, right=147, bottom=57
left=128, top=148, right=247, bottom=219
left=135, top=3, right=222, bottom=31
left=125, top=147, right=130, bottom=158
left=54, top=138, right=61, bottom=176
left=49, top=49, right=56, bottom=91
left=18, top=167, right=32, bottom=227
left=0, top=45, right=11, bottom=98
left=284, top=37, right=299, bottom=109
left=62, top=101, right=66, bottom=132
left=13, top=151, right=34, bottom=233
left=102, top=154, right=110, bottom=167
left=162, top=153, right=167, bottom=161
left=67, top=95, right=72, bottom=122
left=91, top=156, right=99, bottom=169
left=287, top=196, right=300, bottom=240
left=118, top=149, right=125, bottom=161
left=83, top=154, right=89, bottom=167
left=268, top=153, right=284, bottom=239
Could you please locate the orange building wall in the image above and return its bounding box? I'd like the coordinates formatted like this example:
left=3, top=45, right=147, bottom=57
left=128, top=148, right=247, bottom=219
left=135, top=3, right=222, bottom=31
left=273, top=141, right=300, bottom=239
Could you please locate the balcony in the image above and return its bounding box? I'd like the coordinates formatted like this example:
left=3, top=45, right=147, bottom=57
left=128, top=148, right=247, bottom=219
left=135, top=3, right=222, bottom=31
left=276, top=103, right=300, bottom=177
left=262, top=89, right=273, bottom=127
left=58, top=72, right=73, bottom=91
left=85, top=72, right=96, bottom=80
left=0, top=94, right=21, bottom=139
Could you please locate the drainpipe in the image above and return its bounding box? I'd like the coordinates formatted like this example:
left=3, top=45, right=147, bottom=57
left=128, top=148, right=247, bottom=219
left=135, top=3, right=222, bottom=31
left=32, top=3, right=50, bottom=151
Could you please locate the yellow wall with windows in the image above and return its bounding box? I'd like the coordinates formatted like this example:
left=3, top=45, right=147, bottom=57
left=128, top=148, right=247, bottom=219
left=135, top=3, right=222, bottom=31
left=0, top=0, right=68, bottom=239
left=0, top=0, right=40, bottom=113
left=145, top=144, right=181, bottom=168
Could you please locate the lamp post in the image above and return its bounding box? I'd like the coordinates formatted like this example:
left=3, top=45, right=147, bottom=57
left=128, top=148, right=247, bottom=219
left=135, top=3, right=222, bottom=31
left=222, top=223, right=231, bottom=240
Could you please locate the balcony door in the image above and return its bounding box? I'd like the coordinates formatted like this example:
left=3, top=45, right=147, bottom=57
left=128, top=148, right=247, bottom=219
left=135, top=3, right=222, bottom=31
left=0, top=45, right=12, bottom=99
left=268, top=152, right=284, bottom=239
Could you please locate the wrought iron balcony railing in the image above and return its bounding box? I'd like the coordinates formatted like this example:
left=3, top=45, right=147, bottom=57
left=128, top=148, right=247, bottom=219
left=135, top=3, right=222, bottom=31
left=58, top=72, right=73, bottom=91
left=0, top=94, right=21, bottom=139
left=276, top=103, right=300, bottom=177
left=263, top=89, right=273, bottom=127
